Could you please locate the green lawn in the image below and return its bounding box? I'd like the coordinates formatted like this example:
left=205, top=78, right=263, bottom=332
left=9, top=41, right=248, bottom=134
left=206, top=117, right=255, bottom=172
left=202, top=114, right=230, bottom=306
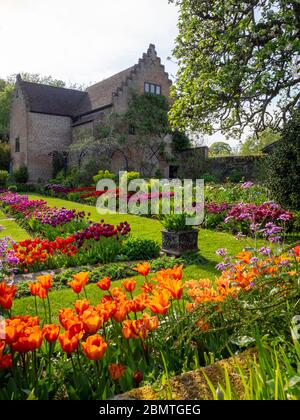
left=0, top=209, right=30, bottom=242
left=9, top=194, right=265, bottom=318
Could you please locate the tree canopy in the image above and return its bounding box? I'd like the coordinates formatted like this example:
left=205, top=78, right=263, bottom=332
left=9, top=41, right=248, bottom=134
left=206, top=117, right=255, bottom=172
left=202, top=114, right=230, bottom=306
left=169, top=0, right=300, bottom=137
left=0, top=73, right=85, bottom=142
left=239, top=127, right=281, bottom=155
left=209, top=141, right=232, bottom=156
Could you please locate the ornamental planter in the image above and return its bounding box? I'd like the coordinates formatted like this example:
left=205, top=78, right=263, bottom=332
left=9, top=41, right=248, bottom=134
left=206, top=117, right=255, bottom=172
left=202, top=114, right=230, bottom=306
left=161, top=229, right=199, bottom=257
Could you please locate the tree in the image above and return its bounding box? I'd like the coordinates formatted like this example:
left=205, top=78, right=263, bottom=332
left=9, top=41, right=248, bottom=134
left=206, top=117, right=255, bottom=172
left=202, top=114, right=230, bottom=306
left=169, top=0, right=300, bottom=137
left=240, top=127, right=281, bottom=155
left=266, top=109, right=300, bottom=209
left=0, top=83, right=14, bottom=141
left=209, top=141, right=232, bottom=156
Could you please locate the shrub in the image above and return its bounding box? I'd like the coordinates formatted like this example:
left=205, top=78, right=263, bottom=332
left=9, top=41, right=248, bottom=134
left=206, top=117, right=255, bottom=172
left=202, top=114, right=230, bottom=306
left=120, top=171, right=140, bottom=186
left=228, top=168, right=243, bottom=183
left=200, top=172, right=218, bottom=183
left=266, top=109, right=300, bottom=210
left=7, top=184, right=17, bottom=192
left=162, top=213, right=192, bottom=231
left=0, top=142, right=10, bottom=171
left=16, top=183, right=36, bottom=192
left=122, top=238, right=160, bottom=261
left=13, top=165, right=28, bottom=184
left=93, top=170, right=116, bottom=184
left=0, top=170, right=8, bottom=187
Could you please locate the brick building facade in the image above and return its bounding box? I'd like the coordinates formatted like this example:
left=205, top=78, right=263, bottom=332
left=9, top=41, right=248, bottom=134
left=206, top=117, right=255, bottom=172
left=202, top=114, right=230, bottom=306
left=9, top=44, right=172, bottom=182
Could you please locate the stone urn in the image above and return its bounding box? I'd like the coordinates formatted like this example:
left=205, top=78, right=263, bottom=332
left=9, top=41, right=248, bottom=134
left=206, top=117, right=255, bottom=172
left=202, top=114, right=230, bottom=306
left=161, top=228, right=199, bottom=257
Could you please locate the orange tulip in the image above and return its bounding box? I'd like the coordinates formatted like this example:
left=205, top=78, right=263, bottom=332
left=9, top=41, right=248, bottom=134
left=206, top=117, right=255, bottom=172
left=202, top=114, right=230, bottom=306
left=0, top=282, right=16, bottom=310
left=171, top=265, right=183, bottom=280
left=82, top=309, right=103, bottom=334
left=142, top=313, right=158, bottom=331
left=97, top=277, right=111, bottom=291
left=37, top=274, right=52, bottom=290
left=293, top=245, right=300, bottom=257
left=59, top=308, right=76, bottom=329
left=72, top=272, right=89, bottom=286
left=0, top=294, right=14, bottom=310
left=65, top=320, right=84, bottom=339
left=148, top=289, right=171, bottom=315
left=58, top=331, right=79, bottom=354
left=28, top=282, right=40, bottom=296
left=11, top=326, right=43, bottom=353
left=141, top=281, right=154, bottom=294
left=81, top=334, right=107, bottom=361
left=196, top=318, right=210, bottom=332
left=0, top=354, right=13, bottom=370
left=36, top=284, right=48, bottom=299
left=133, top=262, right=150, bottom=277
left=112, top=303, right=128, bottom=322
left=160, top=278, right=183, bottom=299
left=236, top=251, right=252, bottom=264
left=68, top=279, right=84, bottom=295
left=74, top=299, right=90, bottom=315
left=42, top=324, right=60, bottom=343
left=122, top=279, right=136, bottom=293
left=108, top=363, right=126, bottom=380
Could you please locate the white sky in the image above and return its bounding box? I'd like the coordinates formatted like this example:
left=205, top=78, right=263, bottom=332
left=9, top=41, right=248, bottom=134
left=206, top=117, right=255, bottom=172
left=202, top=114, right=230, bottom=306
left=0, top=0, right=240, bottom=146
left=0, top=0, right=178, bottom=85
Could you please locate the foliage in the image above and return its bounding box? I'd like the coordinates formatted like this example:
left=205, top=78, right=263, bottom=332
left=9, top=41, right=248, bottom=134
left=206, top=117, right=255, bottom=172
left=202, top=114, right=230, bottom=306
left=1, top=245, right=299, bottom=400
left=240, top=128, right=281, bottom=156
left=122, top=238, right=160, bottom=261
left=0, top=83, right=14, bottom=141
left=169, top=0, right=300, bottom=137
left=0, top=142, right=10, bottom=171
left=161, top=213, right=193, bottom=231
left=200, top=172, right=218, bottom=183
left=228, top=169, right=243, bottom=183
left=266, top=109, right=300, bottom=210
left=93, top=169, right=116, bottom=184
left=205, top=335, right=300, bottom=400
left=0, top=170, right=8, bottom=187
left=121, top=171, right=140, bottom=186
left=171, top=130, right=191, bottom=152
left=126, top=92, right=169, bottom=137
left=209, top=142, right=232, bottom=157
left=13, top=165, right=28, bottom=184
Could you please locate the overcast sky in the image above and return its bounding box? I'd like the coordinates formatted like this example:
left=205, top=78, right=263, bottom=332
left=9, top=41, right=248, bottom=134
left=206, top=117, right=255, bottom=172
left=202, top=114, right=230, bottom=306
left=0, top=0, right=240, bottom=146
left=0, top=0, right=178, bottom=85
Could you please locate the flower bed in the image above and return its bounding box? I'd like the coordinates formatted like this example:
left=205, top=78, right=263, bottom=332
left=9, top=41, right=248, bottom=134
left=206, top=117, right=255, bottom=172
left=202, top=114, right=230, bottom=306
left=0, top=192, right=131, bottom=273
left=0, top=245, right=299, bottom=400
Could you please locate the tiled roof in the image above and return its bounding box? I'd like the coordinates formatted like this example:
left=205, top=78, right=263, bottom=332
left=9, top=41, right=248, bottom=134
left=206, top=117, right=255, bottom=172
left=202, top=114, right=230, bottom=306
left=19, top=79, right=87, bottom=117
left=18, top=44, right=172, bottom=119
left=83, top=66, right=135, bottom=112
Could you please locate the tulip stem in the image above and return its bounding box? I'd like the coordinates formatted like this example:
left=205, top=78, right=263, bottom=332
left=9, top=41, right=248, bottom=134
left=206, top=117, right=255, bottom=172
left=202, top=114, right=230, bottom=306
left=48, top=342, right=53, bottom=385
left=34, top=296, right=38, bottom=317
left=95, top=360, right=102, bottom=398
left=47, top=294, right=52, bottom=323
left=43, top=298, right=48, bottom=323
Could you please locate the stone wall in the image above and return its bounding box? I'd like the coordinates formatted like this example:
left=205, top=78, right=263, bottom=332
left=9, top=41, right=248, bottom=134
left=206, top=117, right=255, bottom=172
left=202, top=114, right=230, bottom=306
left=205, top=155, right=266, bottom=181
left=113, top=45, right=172, bottom=114
left=27, top=113, right=72, bottom=182
left=177, top=148, right=266, bottom=182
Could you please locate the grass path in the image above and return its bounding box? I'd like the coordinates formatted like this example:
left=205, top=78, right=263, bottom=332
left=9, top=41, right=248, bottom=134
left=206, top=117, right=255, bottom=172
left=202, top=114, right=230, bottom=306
left=27, top=193, right=264, bottom=281
left=10, top=194, right=265, bottom=318
left=0, top=209, right=30, bottom=242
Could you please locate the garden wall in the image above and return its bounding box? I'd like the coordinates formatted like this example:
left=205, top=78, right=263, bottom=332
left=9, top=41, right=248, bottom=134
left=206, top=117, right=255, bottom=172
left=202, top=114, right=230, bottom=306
left=205, top=155, right=267, bottom=182
left=177, top=147, right=267, bottom=182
